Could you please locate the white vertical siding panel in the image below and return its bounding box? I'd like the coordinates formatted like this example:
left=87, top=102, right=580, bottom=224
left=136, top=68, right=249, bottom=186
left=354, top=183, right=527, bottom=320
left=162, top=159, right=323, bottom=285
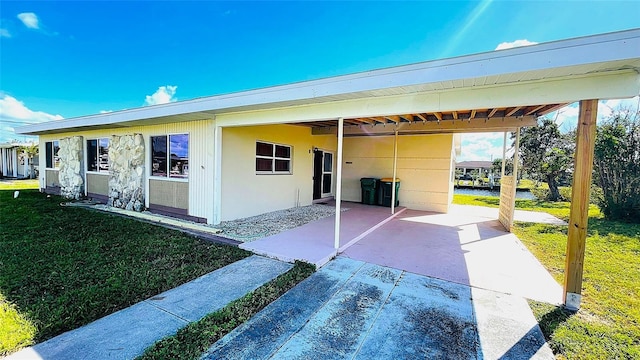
left=40, top=120, right=215, bottom=221
left=185, top=120, right=215, bottom=221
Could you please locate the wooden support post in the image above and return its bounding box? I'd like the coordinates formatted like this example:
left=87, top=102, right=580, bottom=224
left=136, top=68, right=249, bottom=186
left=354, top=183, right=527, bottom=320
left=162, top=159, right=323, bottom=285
left=563, top=99, right=598, bottom=310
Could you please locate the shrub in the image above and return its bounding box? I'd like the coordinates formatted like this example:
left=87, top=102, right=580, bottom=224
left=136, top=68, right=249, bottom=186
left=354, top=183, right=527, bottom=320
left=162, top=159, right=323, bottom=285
left=594, top=109, right=640, bottom=223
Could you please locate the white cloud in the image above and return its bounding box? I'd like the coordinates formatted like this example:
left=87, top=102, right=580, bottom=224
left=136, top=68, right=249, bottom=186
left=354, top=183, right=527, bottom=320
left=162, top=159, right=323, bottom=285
left=495, top=39, right=538, bottom=50
left=546, top=96, right=639, bottom=132
left=144, top=85, right=178, bottom=106
left=0, top=94, right=63, bottom=143
left=0, top=28, right=10, bottom=38
left=458, top=132, right=507, bottom=162
left=17, top=12, right=39, bottom=29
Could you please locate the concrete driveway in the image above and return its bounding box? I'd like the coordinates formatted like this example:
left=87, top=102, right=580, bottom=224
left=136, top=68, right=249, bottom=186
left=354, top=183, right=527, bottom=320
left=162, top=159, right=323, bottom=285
left=202, top=257, right=553, bottom=359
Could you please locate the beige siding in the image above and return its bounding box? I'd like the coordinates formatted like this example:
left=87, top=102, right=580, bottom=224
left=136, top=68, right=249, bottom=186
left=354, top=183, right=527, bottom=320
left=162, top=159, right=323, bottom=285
left=342, top=134, right=454, bottom=213
left=45, top=169, right=59, bottom=187
left=86, top=173, right=109, bottom=196
left=39, top=119, right=214, bottom=221
left=221, top=124, right=336, bottom=221
left=149, top=179, right=189, bottom=209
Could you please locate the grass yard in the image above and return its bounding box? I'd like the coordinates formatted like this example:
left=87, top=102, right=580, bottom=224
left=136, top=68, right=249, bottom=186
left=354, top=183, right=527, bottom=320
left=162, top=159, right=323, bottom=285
left=454, top=194, right=640, bottom=359
left=453, top=193, right=600, bottom=220
left=139, top=261, right=315, bottom=359
left=0, top=179, right=39, bottom=190
left=0, top=188, right=250, bottom=356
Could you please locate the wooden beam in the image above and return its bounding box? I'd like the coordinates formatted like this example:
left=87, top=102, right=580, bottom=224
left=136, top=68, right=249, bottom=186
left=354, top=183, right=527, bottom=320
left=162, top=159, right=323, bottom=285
left=433, top=112, right=443, bottom=121
left=506, top=106, right=522, bottom=116
left=386, top=115, right=400, bottom=123
left=400, top=115, right=414, bottom=122
left=539, top=103, right=570, bottom=116
left=488, top=108, right=499, bottom=117
left=563, top=99, right=598, bottom=311
left=311, top=115, right=537, bottom=135
left=452, top=111, right=458, bottom=120
left=525, top=104, right=547, bottom=116
left=355, top=118, right=376, bottom=125
left=415, top=113, right=428, bottom=122
left=470, top=110, right=477, bottom=119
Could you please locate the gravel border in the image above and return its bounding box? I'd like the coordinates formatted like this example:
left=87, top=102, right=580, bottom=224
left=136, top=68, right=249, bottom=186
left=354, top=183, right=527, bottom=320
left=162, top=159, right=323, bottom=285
left=215, top=204, right=347, bottom=242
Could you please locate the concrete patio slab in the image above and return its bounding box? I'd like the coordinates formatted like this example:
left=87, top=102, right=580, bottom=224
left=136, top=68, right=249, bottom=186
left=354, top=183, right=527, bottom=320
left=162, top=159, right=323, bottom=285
left=7, top=256, right=291, bottom=360
left=450, top=204, right=567, bottom=225
left=342, top=209, right=563, bottom=304
left=240, top=202, right=405, bottom=267
left=203, top=257, right=553, bottom=359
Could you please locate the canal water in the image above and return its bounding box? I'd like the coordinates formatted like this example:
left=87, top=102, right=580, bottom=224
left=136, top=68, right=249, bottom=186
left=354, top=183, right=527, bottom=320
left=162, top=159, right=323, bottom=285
left=454, top=188, right=536, bottom=199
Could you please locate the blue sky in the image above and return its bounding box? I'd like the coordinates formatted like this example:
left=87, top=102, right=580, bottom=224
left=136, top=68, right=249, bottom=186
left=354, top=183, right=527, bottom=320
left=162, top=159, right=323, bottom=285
left=1, top=1, right=639, bottom=160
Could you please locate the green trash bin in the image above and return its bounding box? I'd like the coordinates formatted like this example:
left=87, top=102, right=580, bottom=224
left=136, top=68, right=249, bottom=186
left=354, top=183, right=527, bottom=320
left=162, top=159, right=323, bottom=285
left=360, top=178, right=379, bottom=205
left=378, top=178, right=400, bottom=207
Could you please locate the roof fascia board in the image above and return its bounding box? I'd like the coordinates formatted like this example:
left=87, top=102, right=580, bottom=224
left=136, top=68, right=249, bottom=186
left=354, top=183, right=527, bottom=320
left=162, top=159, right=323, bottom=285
left=216, top=71, right=640, bottom=128
left=17, top=29, right=640, bottom=135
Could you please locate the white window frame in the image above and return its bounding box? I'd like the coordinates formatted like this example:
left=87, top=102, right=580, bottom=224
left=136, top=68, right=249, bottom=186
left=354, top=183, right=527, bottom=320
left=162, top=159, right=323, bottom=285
left=45, top=140, right=60, bottom=170
left=86, top=137, right=110, bottom=174
left=149, top=133, right=189, bottom=182
left=256, top=141, right=293, bottom=175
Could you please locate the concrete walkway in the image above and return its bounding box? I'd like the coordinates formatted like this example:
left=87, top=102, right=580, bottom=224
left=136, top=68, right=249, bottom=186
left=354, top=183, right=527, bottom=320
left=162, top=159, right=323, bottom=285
left=202, top=257, right=553, bottom=359
left=7, top=256, right=292, bottom=360
left=450, top=204, right=567, bottom=225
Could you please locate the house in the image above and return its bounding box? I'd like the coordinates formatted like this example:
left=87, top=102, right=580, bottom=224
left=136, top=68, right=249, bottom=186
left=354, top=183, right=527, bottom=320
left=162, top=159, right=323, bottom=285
left=455, top=160, right=497, bottom=187
left=17, top=29, right=640, bottom=309
left=0, top=142, right=38, bottom=179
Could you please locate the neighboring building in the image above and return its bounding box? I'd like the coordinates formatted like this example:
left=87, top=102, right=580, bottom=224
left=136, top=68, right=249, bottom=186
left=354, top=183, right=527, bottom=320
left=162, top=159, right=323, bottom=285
left=16, top=29, right=640, bottom=226
left=0, top=142, right=38, bottom=179
left=455, top=161, right=498, bottom=187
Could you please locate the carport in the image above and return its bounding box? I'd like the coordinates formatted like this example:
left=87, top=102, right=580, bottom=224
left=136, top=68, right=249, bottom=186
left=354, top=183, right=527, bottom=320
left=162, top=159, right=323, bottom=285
left=262, top=30, right=640, bottom=310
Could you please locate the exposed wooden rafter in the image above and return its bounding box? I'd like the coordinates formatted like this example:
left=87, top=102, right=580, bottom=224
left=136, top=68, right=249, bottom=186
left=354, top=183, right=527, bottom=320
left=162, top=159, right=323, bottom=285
left=506, top=106, right=522, bottom=116
left=293, top=102, right=569, bottom=129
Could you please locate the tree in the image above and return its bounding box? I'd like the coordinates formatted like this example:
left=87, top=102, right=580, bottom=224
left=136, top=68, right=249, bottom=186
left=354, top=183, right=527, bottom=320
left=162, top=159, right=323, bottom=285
left=594, top=106, right=640, bottom=222
left=518, top=118, right=574, bottom=201
left=17, top=143, right=38, bottom=179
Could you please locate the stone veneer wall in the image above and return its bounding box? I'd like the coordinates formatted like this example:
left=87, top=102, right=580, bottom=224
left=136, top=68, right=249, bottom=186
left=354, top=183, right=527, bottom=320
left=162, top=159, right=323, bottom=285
left=58, top=136, right=84, bottom=200
left=108, top=134, right=145, bottom=211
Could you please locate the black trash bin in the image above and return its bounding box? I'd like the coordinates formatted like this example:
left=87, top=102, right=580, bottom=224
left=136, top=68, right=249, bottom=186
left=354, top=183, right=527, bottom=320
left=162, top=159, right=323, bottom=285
left=378, top=178, right=400, bottom=207
left=360, top=178, right=379, bottom=205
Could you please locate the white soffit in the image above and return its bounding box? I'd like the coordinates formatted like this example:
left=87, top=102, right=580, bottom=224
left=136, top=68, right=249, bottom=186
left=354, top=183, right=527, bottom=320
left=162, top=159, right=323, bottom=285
left=18, top=29, right=640, bottom=135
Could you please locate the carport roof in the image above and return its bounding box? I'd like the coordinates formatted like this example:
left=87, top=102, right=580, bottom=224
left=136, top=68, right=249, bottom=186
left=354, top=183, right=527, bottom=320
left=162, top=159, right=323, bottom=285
left=18, top=28, right=640, bottom=135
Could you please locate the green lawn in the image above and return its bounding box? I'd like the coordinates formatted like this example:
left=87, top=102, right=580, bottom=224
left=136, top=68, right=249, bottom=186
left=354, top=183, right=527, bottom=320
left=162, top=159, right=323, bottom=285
left=0, top=188, right=250, bottom=356
left=139, top=261, right=315, bottom=360
left=0, top=179, right=39, bottom=190
left=454, top=194, right=640, bottom=359
left=452, top=193, right=601, bottom=220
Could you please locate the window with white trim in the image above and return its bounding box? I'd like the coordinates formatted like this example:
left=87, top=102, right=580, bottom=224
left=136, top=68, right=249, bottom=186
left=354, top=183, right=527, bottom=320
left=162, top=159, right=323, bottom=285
left=151, top=134, right=189, bottom=179
left=87, top=138, right=110, bottom=173
left=45, top=141, right=60, bottom=169
left=256, top=141, right=292, bottom=174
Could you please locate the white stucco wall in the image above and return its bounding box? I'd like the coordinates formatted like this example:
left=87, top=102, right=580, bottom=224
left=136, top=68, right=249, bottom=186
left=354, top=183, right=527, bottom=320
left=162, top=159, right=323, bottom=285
left=220, top=124, right=336, bottom=221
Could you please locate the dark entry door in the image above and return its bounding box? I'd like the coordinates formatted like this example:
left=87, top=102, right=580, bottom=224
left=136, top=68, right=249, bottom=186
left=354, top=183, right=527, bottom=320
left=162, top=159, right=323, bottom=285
left=313, top=149, right=323, bottom=199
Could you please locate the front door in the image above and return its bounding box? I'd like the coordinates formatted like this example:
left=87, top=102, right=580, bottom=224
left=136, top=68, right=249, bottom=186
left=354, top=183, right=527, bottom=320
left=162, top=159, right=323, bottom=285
left=313, top=149, right=334, bottom=200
